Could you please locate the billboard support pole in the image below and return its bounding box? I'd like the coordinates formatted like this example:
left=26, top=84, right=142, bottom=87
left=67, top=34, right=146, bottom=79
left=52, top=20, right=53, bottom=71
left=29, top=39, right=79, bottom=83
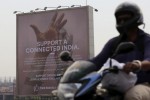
left=86, top=0, right=87, bottom=5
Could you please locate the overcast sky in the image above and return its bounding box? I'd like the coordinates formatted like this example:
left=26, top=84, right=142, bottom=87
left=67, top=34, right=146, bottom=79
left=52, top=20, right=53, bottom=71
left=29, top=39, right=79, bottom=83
left=0, top=0, right=150, bottom=77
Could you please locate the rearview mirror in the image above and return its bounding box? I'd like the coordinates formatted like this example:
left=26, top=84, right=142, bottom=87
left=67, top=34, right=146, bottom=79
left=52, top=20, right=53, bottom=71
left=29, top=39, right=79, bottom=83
left=59, top=51, right=74, bottom=62
left=112, top=42, right=135, bottom=58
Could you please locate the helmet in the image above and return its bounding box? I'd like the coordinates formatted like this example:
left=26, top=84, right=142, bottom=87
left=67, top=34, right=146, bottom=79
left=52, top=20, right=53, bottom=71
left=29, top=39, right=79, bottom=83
left=114, top=2, right=144, bottom=34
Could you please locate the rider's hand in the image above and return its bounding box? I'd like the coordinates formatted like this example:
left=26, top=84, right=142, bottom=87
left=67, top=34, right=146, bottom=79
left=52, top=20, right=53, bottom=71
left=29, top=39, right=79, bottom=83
left=123, top=61, right=141, bottom=74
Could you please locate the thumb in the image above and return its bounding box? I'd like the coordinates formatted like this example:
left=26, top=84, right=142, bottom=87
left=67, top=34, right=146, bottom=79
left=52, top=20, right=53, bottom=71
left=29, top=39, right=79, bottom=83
left=30, top=24, right=41, bottom=35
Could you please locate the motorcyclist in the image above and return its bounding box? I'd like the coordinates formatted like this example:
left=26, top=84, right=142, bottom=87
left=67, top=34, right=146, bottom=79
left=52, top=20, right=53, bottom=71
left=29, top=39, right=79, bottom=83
left=90, top=2, right=150, bottom=100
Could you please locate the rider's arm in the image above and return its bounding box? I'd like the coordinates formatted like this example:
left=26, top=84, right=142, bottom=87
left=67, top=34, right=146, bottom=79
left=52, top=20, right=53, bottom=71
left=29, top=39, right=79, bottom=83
left=123, top=35, right=150, bottom=73
left=89, top=37, right=118, bottom=70
left=141, top=60, right=150, bottom=71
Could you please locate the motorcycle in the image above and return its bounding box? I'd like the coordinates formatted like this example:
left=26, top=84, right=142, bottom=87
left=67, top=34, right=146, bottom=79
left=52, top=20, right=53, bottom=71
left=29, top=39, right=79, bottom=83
left=56, top=42, right=137, bottom=100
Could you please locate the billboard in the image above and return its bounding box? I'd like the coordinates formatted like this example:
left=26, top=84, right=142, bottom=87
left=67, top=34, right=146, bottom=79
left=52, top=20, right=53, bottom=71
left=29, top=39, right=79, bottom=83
left=16, top=6, right=94, bottom=95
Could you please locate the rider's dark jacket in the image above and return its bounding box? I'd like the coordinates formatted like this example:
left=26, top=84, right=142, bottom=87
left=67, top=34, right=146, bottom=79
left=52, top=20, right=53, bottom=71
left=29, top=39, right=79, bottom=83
left=90, top=29, right=150, bottom=84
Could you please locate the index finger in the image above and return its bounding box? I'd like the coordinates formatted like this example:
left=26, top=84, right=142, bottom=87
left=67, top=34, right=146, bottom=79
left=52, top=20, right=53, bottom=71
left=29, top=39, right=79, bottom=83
left=51, top=12, right=58, bottom=26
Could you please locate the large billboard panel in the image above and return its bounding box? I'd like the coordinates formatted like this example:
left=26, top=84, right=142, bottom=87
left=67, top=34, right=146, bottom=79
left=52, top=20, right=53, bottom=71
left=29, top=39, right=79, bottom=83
left=16, top=6, right=94, bottom=95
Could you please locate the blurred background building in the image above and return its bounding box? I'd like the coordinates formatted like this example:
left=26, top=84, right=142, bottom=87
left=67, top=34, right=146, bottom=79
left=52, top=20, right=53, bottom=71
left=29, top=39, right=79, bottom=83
left=0, top=77, right=16, bottom=100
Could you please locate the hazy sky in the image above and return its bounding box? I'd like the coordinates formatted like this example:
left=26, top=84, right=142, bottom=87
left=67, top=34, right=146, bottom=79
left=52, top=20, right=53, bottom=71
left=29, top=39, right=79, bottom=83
left=0, top=0, right=150, bottom=77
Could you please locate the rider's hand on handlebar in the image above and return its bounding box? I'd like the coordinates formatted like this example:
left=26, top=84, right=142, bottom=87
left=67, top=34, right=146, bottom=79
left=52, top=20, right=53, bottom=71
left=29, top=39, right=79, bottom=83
left=123, top=61, right=141, bottom=74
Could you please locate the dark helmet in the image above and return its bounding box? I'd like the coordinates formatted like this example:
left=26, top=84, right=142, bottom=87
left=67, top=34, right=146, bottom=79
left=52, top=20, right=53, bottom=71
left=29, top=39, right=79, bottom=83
left=114, top=2, right=144, bottom=34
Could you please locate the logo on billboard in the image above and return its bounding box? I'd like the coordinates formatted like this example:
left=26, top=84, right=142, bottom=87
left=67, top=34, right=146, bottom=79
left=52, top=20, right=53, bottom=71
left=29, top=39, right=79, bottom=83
left=33, top=84, right=40, bottom=92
